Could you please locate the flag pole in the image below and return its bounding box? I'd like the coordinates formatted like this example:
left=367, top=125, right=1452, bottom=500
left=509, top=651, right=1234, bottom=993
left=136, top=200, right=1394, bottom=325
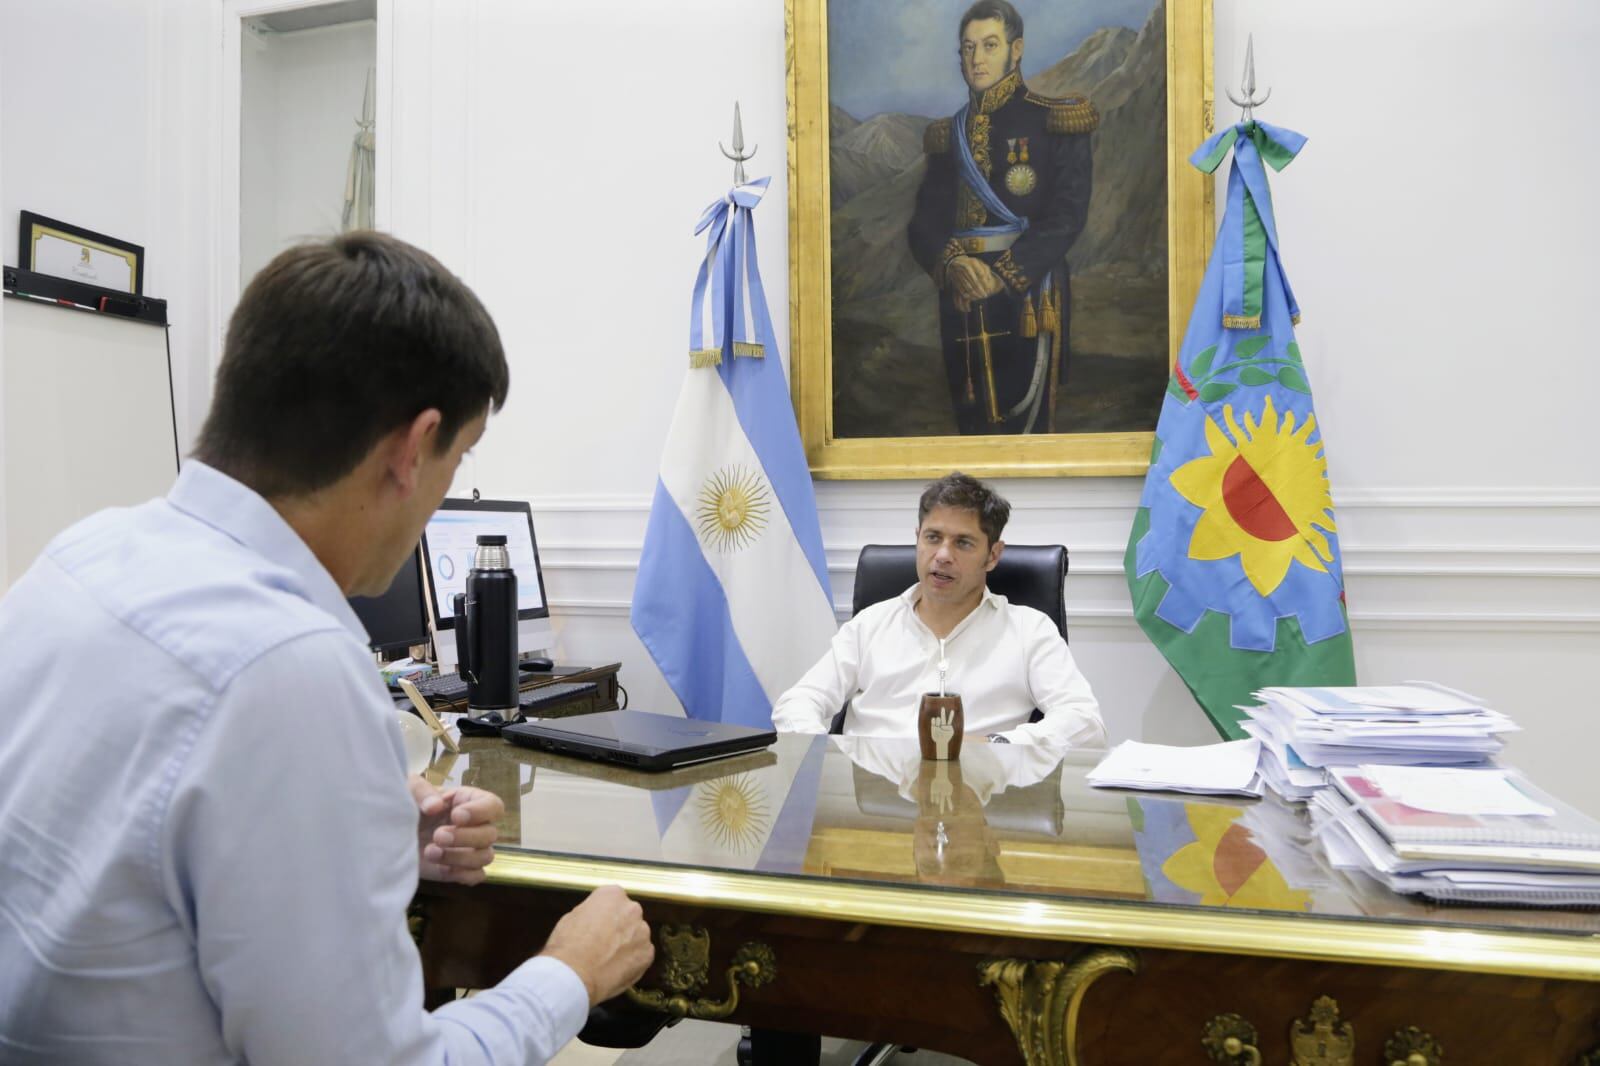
left=719, top=102, right=757, bottom=185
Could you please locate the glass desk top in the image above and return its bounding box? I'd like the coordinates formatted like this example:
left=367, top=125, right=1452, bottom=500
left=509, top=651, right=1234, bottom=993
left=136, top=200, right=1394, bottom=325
left=424, top=732, right=1600, bottom=978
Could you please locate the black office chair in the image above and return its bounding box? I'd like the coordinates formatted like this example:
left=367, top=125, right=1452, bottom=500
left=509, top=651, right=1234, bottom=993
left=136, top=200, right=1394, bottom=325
left=829, top=543, right=1070, bottom=734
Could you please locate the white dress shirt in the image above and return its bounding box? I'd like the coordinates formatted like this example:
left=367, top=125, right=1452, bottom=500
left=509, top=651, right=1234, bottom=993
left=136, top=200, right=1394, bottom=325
left=771, top=585, right=1105, bottom=747
left=0, top=462, right=588, bottom=1065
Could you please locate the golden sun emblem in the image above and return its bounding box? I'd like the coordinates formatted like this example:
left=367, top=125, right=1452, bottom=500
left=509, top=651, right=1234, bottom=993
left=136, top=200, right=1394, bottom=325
left=695, top=466, right=771, bottom=553
left=1170, top=395, right=1336, bottom=597
left=695, top=774, right=771, bottom=852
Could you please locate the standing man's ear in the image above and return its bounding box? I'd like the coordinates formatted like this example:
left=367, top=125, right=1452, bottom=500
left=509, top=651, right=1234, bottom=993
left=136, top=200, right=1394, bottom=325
left=1009, top=36, right=1023, bottom=69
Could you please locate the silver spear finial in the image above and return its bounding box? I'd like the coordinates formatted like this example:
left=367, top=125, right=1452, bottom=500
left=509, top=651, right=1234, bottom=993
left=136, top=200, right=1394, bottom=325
left=1225, top=34, right=1272, bottom=124
left=719, top=101, right=757, bottom=185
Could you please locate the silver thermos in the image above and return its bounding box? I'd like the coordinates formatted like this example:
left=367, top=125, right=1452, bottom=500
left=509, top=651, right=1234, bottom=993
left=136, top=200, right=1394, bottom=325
left=452, top=534, right=519, bottom=717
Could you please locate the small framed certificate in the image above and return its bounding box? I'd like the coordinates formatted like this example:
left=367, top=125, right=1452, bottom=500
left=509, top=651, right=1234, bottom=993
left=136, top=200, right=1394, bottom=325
left=18, top=211, right=143, bottom=295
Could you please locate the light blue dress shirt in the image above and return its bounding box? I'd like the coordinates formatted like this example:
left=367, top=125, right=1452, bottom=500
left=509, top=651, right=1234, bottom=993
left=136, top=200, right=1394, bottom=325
left=0, top=462, right=589, bottom=1064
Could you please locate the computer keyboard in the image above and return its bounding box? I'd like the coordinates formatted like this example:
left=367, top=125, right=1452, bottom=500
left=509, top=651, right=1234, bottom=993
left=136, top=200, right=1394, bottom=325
left=407, top=672, right=596, bottom=714
left=519, top=681, right=598, bottom=715
left=410, top=671, right=469, bottom=705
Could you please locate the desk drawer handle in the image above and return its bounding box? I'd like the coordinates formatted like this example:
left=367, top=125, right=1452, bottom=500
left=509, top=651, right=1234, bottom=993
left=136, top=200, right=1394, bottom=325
left=624, top=924, right=776, bottom=1020
left=1384, top=1026, right=1442, bottom=1066
left=1202, top=1013, right=1262, bottom=1066
left=978, top=947, right=1140, bottom=1066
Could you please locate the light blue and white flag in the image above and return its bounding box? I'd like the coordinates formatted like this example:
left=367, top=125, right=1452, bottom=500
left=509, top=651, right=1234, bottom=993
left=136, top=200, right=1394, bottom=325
left=631, top=178, right=836, bottom=729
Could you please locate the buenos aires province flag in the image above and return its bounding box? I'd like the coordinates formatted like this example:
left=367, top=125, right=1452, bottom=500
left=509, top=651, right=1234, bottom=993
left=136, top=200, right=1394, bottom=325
left=1126, top=121, right=1355, bottom=739
left=631, top=178, right=836, bottom=729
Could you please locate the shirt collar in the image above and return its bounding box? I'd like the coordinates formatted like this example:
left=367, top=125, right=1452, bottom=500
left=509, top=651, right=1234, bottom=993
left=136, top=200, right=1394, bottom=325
left=167, top=461, right=368, bottom=643
left=899, top=583, right=1003, bottom=639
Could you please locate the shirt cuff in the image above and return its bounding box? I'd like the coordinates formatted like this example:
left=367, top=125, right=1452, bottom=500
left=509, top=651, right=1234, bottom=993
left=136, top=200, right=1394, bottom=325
left=510, top=955, right=591, bottom=1044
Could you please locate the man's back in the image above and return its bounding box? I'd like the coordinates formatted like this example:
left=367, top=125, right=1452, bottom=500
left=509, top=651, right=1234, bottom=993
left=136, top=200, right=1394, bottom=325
left=0, top=464, right=413, bottom=1063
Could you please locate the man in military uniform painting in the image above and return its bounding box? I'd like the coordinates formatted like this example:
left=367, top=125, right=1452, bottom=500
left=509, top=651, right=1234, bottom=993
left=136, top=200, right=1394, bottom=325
left=908, top=0, right=1096, bottom=435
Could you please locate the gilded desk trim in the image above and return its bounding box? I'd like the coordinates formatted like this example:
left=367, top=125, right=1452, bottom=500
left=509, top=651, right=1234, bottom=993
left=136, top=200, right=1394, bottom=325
left=485, top=850, right=1600, bottom=983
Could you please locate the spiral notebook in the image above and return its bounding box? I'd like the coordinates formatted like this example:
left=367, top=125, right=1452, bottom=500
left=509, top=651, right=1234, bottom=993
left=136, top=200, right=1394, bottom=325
left=1328, top=766, right=1600, bottom=867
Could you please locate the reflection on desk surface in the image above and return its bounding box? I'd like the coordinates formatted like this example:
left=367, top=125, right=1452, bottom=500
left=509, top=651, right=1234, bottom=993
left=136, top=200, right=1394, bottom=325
left=426, top=732, right=1600, bottom=938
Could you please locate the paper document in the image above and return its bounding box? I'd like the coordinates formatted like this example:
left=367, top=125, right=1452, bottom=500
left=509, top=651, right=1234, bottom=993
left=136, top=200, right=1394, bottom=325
left=1361, top=765, right=1556, bottom=818
left=1088, top=739, right=1262, bottom=797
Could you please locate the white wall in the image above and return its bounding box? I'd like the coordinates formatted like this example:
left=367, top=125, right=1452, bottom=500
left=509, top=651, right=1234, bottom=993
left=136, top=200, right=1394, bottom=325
left=380, top=0, right=1599, bottom=807
left=240, top=19, right=376, bottom=285
left=0, top=0, right=221, bottom=586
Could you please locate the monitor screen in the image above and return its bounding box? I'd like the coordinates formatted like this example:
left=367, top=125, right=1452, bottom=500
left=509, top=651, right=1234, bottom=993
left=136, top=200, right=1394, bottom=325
left=347, top=547, right=429, bottom=655
left=420, top=497, right=550, bottom=631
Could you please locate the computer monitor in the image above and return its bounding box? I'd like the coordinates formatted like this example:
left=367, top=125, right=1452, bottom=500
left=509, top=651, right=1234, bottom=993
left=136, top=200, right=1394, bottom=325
left=420, top=497, right=554, bottom=671
left=347, top=547, right=429, bottom=657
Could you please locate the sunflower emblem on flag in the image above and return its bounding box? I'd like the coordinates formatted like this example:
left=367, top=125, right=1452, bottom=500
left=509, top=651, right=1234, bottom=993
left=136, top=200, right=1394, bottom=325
left=695, top=465, right=771, bottom=553
left=1171, top=395, right=1336, bottom=598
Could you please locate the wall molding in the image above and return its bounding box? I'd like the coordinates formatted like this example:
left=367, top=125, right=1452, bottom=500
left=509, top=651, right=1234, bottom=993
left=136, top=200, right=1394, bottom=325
left=530, top=486, right=1600, bottom=636
left=521, top=488, right=1600, bottom=513
left=549, top=597, right=1600, bottom=634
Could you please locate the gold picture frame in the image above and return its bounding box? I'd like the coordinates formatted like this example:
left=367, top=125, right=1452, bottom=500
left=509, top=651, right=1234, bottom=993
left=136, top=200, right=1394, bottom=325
left=786, top=0, right=1214, bottom=479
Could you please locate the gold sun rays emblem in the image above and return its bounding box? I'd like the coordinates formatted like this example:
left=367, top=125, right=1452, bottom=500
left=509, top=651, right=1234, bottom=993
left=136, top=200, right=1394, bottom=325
left=695, top=774, right=772, bottom=852
left=695, top=466, right=772, bottom=553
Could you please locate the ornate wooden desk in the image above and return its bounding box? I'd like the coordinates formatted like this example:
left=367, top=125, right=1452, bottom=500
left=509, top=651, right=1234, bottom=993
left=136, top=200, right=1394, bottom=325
left=414, top=734, right=1600, bottom=1064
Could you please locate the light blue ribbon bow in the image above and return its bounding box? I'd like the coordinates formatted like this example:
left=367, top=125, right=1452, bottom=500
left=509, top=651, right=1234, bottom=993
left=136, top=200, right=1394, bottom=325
left=1190, top=120, right=1307, bottom=329
left=689, top=177, right=776, bottom=367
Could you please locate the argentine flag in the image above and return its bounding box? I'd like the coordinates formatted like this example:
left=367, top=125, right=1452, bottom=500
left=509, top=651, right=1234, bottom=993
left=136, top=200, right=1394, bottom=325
left=631, top=178, right=836, bottom=729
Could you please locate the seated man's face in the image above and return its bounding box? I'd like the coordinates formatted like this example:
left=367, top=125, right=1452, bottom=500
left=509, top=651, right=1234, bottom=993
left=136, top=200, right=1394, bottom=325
left=916, top=505, right=1001, bottom=607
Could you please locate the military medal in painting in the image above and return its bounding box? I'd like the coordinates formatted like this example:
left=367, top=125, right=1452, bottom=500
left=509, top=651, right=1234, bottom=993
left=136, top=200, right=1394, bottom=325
left=1004, top=136, right=1036, bottom=196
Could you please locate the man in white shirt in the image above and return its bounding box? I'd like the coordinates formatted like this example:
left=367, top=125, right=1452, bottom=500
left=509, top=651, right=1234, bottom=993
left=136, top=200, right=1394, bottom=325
left=772, top=472, right=1104, bottom=748
left=0, top=233, right=652, bottom=1064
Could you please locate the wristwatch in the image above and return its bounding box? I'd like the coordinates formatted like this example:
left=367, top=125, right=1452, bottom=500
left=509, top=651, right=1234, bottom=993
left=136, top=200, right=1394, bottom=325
left=986, top=733, right=1009, bottom=744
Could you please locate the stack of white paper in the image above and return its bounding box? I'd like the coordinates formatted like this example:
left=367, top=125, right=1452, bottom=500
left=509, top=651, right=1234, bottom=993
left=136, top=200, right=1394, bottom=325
left=1237, top=682, right=1517, bottom=802
left=1307, top=765, right=1600, bottom=907
left=1087, top=739, right=1263, bottom=798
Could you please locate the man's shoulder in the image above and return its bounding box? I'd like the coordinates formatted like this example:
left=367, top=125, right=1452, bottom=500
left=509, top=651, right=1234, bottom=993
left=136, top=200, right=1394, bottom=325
left=924, top=117, right=952, bottom=154
left=989, top=594, right=1064, bottom=637
left=851, top=593, right=913, bottom=628
left=1020, top=89, right=1100, bottom=135
left=46, top=500, right=348, bottom=688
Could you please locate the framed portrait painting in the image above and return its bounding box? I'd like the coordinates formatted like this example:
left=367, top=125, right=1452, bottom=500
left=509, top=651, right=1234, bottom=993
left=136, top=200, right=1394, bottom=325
left=786, top=0, right=1213, bottom=477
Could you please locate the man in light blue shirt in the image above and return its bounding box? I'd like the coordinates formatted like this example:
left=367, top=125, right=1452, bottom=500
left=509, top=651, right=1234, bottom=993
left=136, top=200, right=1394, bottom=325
left=0, top=232, right=653, bottom=1063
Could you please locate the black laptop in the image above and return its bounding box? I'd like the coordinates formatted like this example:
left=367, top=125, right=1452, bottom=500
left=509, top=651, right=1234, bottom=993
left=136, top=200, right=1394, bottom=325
left=502, top=710, right=777, bottom=771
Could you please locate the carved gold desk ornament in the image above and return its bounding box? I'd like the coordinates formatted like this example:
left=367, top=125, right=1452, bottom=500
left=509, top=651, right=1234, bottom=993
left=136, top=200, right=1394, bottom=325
left=624, top=924, right=776, bottom=1020
left=1203, top=1013, right=1263, bottom=1065
left=1290, top=996, right=1354, bottom=1066
left=977, top=947, right=1139, bottom=1066
left=1384, top=1026, right=1442, bottom=1066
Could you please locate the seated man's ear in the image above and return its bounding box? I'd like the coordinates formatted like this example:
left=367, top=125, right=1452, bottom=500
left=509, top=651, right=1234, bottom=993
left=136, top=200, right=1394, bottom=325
left=387, top=409, right=443, bottom=496
left=985, top=539, right=1005, bottom=572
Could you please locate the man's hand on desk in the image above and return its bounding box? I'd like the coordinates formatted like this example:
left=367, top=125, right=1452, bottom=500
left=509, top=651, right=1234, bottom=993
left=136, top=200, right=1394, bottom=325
left=409, top=776, right=504, bottom=885
left=540, top=885, right=655, bottom=1006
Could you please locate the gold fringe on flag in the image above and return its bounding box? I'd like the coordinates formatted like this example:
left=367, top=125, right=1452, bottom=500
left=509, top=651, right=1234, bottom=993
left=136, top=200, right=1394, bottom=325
left=1020, top=295, right=1038, bottom=338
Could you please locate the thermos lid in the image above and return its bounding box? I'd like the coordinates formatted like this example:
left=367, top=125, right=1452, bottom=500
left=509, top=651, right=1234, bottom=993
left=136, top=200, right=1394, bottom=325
left=476, top=534, right=508, bottom=546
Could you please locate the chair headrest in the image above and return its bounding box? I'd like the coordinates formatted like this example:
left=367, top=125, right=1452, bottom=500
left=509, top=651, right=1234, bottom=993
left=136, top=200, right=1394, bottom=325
left=851, top=543, right=1069, bottom=640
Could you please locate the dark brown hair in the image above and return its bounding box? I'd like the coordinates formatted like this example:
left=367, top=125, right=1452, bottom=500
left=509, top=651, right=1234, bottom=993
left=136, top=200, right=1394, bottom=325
left=918, top=471, right=1012, bottom=546
left=960, top=0, right=1024, bottom=45
left=194, top=231, right=509, bottom=498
